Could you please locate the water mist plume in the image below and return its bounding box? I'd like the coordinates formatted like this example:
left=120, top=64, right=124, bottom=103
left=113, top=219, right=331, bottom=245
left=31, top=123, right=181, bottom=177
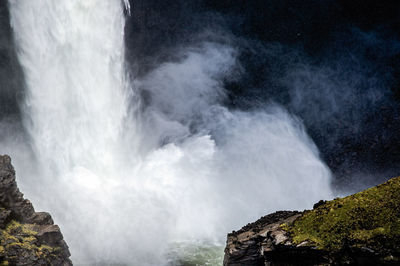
left=3, top=0, right=332, bottom=264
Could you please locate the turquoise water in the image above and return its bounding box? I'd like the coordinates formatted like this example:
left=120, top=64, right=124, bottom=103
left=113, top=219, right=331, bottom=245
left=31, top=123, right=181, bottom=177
left=166, top=242, right=224, bottom=266
left=76, top=242, right=224, bottom=266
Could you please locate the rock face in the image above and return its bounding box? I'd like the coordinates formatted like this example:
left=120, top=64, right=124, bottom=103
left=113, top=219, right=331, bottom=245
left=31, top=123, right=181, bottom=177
left=224, top=177, right=400, bottom=265
left=0, top=155, right=72, bottom=265
left=224, top=211, right=301, bottom=266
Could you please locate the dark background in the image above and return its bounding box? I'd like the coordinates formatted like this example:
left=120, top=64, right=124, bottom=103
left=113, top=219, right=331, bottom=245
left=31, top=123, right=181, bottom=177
left=0, top=1, right=23, bottom=119
left=125, top=0, right=400, bottom=191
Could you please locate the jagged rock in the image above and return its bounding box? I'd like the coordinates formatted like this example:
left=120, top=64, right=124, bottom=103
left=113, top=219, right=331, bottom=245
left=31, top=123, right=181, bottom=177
left=30, top=212, right=54, bottom=226
left=224, top=211, right=301, bottom=266
left=224, top=177, right=400, bottom=265
left=0, top=155, right=72, bottom=265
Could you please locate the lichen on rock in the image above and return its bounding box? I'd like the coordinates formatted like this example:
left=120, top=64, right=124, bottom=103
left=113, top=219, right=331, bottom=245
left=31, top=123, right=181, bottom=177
left=0, top=155, right=72, bottom=265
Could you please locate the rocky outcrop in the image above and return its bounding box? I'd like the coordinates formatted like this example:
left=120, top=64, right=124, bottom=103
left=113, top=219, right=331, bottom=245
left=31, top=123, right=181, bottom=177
left=224, top=177, right=400, bottom=265
left=0, top=155, right=72, bottom=265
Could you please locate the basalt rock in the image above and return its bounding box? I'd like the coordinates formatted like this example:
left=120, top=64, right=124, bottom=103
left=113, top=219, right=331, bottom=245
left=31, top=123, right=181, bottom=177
left=224, top=177, right=400, bottom=265
left=0, top=155, right=72, bottom=266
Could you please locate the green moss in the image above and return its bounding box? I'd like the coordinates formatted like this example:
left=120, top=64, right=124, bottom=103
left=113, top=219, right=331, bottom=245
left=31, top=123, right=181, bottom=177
left=5, top=221, right=37, bottom=236
left=7, top=241, right=35, bottom=250
left=23, top=236, right=37, bottom=243
left=38, top=244, right=54, bottom=252
left=1, top=221, right=34, bottom=247
left=0, top=220, right=57, bottom=261
left=285, top=177, right=400, bottom=252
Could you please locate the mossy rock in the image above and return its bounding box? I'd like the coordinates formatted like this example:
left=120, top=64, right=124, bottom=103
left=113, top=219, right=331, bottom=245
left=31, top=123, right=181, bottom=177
left=0, top=220, right=60, bottom=264
left=286, top=176, right=400, bottom=253
left=0, top=155, right=71, bottom=265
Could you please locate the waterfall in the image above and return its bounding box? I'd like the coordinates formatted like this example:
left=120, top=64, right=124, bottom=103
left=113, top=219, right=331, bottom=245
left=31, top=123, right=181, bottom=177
left=8, top=0, right=129, bottom=172
left=7, top=0, right=332, bottom=265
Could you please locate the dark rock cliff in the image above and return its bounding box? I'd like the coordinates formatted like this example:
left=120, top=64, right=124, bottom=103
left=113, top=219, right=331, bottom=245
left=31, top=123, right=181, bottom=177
left=224, top=177, right=400, bottom=265
left=0, top=155, right=72, bottom=265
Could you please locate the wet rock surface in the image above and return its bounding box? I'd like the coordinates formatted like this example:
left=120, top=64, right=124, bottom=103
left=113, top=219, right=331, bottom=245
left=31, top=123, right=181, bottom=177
left=0, top=155, right=72, bottom=265
left=224, top=177, right=400, bottom=265
left=224, top=211, right=301, bottom=266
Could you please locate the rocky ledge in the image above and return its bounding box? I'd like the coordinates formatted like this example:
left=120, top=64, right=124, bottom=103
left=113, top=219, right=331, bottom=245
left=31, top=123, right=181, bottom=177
left=224, top=177, right=400, bottom=265
left=0, top=155, right=72, bottom=265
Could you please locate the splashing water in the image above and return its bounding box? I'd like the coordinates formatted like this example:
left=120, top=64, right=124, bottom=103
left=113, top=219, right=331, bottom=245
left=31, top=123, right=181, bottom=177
left=123, top=0, right=131, bottom=16
left=5, top=0, right=332, bottom=265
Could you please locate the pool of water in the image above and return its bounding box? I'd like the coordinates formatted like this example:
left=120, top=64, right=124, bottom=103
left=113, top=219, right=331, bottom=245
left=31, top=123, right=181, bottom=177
left=166, top=242, right=224, bottom=266
left=75, top=242, right=224, bottom=266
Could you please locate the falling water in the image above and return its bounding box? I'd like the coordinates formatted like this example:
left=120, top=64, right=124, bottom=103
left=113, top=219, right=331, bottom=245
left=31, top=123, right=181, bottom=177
left=6, top=0, right=332, bottom=265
